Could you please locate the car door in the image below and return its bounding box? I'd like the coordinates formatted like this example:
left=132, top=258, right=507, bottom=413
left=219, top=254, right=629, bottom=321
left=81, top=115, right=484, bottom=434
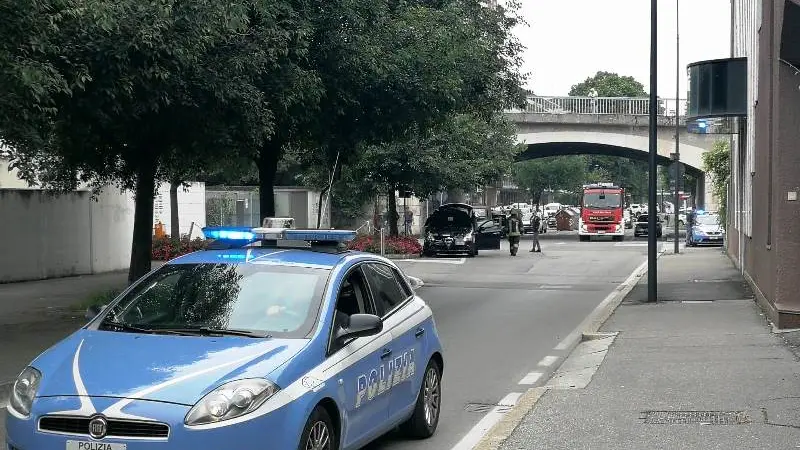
left=361, top=262, right=424, bottom=425
left=476, top=219, right=502, bottom=249
left=327, top=266, right=392, bottom=449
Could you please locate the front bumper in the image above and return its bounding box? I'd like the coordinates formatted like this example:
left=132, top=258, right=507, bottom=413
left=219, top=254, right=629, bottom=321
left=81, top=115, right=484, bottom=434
left=579, top=223, right=624, bottom=236
left=5, top=396, right=306, bottom=450
left=691, top=235, right=724, bottom=245
left=424, top=239, right=474, bottom=254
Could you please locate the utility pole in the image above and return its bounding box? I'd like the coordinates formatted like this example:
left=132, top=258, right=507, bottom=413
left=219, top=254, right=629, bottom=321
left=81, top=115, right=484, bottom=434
left=647, top=0, right=659, bottom=302
left=673, top=0, right=682, bottom=254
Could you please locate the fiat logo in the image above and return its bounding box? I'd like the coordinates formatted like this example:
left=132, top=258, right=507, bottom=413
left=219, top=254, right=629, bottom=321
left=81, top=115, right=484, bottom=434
left=88, top=415, right=108, bottom=439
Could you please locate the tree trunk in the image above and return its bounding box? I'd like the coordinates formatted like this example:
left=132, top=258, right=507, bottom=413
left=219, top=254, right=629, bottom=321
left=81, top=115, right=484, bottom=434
left=257, top=145, right=280, bottom=223
left=169, top=180, right=180, bottom=240
left=387, top=186, right=399, bottom=237
left=129, top=162, right=157, bottom=285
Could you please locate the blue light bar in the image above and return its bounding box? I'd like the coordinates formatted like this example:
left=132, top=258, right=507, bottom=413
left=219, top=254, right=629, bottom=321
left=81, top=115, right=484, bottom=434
left=202, top=227, right=256, bottom=241
left=283, top=229, right=357, bottom=243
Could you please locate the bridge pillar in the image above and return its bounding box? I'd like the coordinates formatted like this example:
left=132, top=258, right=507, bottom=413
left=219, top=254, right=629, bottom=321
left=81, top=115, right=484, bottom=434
left=483, top=186, right=499, bottom=207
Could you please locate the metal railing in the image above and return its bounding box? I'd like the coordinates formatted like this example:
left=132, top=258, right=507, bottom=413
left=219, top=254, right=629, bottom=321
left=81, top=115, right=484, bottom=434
left=509, top=96, right=688, bottom=117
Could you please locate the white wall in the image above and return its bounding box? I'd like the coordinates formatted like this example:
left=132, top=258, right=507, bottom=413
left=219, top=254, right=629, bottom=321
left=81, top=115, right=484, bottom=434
left=153, top=182, right=206, bottom=239
left=0, top=188, right=135, bottom=282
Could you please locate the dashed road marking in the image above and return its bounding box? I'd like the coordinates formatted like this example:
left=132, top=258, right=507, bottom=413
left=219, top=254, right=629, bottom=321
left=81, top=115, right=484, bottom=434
left=537, top=356, right=558, bottom=367
left=450, top=392, right=523, bottom=450
left=518, top=372, right=543, bottom=385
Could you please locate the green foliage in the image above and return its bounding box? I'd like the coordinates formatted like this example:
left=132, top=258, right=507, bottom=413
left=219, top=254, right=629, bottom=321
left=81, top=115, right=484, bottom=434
left=702, top=139, right=731, bottom=223
left=513, top=156, right=587, bottom=203
left=569, top=71, right=647, bottom=97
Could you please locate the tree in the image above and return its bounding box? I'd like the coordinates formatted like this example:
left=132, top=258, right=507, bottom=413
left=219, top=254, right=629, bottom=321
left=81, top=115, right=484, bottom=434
left=702, top=139, right=730, bottom=224
left=569, top=71, right=647, bottom=97
left=513, top=156, right=587, bottom=205
left=355, top=113, right=522, bottom=236
left=4, top=0, right=290, bottom=283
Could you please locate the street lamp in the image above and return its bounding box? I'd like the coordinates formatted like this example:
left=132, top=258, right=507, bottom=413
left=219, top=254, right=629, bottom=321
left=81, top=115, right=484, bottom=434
left=647, top=0, right=658, bottom=302
left=673, top=0, right=681, bottom=254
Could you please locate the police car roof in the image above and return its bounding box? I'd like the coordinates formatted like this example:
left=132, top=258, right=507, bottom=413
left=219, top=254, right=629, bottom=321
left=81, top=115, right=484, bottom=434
left=168, top=247, right=351, bottom=269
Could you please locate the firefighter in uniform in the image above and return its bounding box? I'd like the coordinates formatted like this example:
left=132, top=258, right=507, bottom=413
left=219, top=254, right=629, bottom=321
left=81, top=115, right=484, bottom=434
left=507, top=208, right=522, bottom=256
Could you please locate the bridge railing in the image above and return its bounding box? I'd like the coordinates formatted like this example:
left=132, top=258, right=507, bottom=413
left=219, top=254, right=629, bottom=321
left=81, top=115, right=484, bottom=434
left=510, top=96, right=687, bottom=117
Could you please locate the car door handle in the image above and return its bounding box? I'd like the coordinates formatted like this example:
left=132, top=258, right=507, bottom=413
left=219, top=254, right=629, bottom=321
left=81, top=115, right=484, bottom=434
left=415, top=327, right=425, bottom=338
left=380, top=349, right=393, bottom=360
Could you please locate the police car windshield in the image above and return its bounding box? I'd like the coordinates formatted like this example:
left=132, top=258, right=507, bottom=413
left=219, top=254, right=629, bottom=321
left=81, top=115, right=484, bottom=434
left=103, top=263, right=329, bottom=338
left=695, top=215, right=720, bottom=226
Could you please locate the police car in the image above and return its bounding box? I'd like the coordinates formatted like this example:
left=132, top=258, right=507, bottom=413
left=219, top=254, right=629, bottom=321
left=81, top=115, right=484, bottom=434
left=686, top=210, right=725, bottom=246
left=5, top=222, right=444, bottom=450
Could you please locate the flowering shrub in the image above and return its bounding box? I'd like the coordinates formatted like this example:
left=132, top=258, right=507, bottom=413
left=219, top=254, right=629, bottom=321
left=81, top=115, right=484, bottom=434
left=348, top=234, right=422, bottom=255
left=152, top=236, right=209, bottom=261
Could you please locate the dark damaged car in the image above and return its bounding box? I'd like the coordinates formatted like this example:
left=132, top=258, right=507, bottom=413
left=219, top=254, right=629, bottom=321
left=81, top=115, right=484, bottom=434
left=421, top=203, right=502, bottom=257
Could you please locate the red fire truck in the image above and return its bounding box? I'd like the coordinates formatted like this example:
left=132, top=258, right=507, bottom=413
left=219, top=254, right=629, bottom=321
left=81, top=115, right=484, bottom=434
left=578, top=183, right=626, bottom=241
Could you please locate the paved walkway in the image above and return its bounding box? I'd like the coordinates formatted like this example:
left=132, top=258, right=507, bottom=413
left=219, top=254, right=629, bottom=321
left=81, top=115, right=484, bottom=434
left=500, top=247, right=800, bottom=449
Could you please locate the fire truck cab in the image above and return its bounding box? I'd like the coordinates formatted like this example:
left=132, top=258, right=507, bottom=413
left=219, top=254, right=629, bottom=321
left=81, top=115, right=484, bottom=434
left=578, top=183, right=626, bottom=241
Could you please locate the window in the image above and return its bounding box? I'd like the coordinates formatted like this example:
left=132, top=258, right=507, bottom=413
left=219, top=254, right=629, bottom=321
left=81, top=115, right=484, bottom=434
left=362, top=263, right=409, bottom=316
left=105, top=263, right=329, bottom=338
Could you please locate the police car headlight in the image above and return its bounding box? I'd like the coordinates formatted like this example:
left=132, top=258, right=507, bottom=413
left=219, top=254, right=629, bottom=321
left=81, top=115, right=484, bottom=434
left=10, top=366, right=42, bottom=417
left=463, top=231, right=473, bottom=241
left=185, top=379, right=279, bottom=426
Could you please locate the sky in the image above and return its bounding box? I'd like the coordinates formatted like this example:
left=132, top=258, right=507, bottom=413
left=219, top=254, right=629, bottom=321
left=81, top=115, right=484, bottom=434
left=512, top=0, right=732, bottom=98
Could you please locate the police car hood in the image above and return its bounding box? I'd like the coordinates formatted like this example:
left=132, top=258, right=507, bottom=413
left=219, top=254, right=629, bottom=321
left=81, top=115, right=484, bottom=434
left=33, top=330, right=308, bottom=405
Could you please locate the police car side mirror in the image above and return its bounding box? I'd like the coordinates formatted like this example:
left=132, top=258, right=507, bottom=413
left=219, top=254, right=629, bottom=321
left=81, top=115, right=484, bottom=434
left=85, top=304, right=105, bottom=321
left=335, top=314, right=383, bottom=343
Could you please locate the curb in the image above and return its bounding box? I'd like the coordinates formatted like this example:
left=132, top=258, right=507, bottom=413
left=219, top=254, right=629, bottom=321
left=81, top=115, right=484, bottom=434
left=1, top=381, right=11, bottom=409
left=473, top=249, right=666, bottom=450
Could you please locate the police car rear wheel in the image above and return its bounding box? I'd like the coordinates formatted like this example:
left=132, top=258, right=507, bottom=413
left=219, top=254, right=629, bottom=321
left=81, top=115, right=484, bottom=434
left=299, top=406, right=336, bottom=450
left=401, top=359, right=441, bottom=438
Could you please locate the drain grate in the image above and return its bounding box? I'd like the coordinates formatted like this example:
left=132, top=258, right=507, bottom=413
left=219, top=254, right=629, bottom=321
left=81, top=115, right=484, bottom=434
left=464, top=402, right=513, bottom=414
left=642, top=410, right=750, bottom=425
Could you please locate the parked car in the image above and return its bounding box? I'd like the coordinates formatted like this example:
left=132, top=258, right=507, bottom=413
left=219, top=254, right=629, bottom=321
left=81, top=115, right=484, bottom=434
left=633, top=214, right=663, bottom=238
left=4, top=226, right=445, bottom=450
left=686, top=211, right=725, bottom=246
left=422, top=203, right=502, bottom=257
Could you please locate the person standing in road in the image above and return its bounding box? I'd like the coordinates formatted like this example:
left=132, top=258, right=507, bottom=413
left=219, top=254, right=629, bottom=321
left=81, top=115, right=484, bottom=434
left=507, top=209, right=522, bottom=256
left=530, top=209, right=542, bottom=253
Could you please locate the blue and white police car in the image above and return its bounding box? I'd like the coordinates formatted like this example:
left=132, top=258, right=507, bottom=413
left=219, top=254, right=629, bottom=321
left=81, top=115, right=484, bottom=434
left=5, top=223, right=444, bottom=450
left=686, top=210, right=725, bottom=246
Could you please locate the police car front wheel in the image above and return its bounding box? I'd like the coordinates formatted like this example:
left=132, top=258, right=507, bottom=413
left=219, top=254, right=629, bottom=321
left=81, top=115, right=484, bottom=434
left=401, top=359, right=442, bottom=438
left=299, top=405, right=337, bottom=450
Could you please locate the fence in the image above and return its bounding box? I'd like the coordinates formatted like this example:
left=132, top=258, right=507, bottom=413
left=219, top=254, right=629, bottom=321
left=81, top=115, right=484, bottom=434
left=511, top=96, right=688, bottom=117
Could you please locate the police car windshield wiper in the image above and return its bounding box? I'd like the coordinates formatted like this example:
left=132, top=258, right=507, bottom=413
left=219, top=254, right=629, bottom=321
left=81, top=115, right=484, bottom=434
left=163, top=326, right=271, bottom=338
left=100, top=320, right=192, bottom=336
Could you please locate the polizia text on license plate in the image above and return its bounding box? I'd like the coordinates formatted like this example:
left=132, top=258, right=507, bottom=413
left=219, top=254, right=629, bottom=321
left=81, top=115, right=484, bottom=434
left=66, top=441, right=127, bottom=450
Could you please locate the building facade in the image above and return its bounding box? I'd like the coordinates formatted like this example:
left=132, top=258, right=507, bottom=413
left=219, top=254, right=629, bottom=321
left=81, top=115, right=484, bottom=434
left=730, top=0, right=800, bottom=328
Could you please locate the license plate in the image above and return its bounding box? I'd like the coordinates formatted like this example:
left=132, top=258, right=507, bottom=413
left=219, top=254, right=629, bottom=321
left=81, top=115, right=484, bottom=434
left=456, top=239, right=465, bottom=245
left=597, top=231, right=605, bottom=234
left=67, top=441, right=127, bottom=450
left=711, top=237, right=721, bottom=240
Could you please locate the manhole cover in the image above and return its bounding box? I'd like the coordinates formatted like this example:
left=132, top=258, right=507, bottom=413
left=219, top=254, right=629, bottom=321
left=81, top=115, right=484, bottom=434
left=642, top=411, right=750, bottom=425
left=465, top=402, right=513, bottom=414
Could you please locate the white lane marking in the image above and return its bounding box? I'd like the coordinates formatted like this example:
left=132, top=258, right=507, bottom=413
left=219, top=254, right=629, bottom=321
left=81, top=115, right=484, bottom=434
left=518, top=372, right=543, bottom=385
left=396, top=258, right=466, bottom=265
left=537, top=356, right=558, bottom=367
left=538, top=285, right=573, bottom=290
left=450, top=392, right=523, bottom=450
left=681, top=300, right=714, bottom=304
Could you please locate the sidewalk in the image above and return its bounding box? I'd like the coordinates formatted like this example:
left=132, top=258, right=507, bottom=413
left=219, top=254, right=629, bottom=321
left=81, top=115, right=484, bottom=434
left=498, top=247, right=800, bottom=449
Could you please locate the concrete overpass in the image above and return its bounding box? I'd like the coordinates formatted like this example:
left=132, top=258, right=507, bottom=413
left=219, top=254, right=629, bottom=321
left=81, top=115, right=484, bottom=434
left=505, top=95, right=729, bottom=210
